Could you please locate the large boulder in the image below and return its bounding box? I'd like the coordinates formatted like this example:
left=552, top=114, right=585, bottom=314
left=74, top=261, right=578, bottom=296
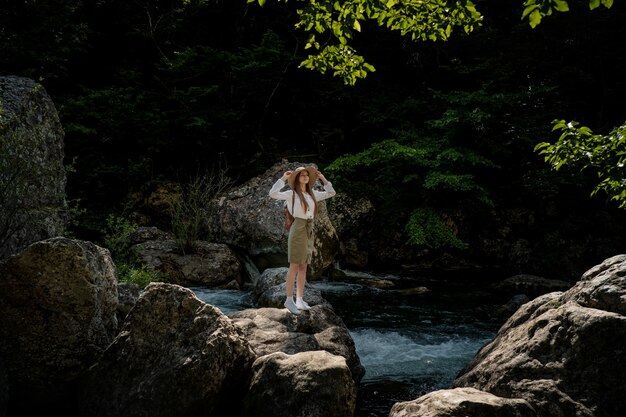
left=326, top=192, right=374, bottom=269
left=450, top=254, right=626, bottom=417
left=0, top=76, right=67, bottom=260
left=79, top=282, right=256, bottom=417
left=0, top=237, right=118, bottom=415
left=131, top=238, right=242, bottom=287
left=207, top=160, right=340, bottom=277
left=229, top=305, right=365, bottom=382
left=242, top=351, right=356, bottom=417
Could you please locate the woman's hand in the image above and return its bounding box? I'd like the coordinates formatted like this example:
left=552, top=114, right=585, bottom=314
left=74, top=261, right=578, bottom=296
left=281, top=170, right=292, bottom=182
left=317, top=170, right=327, bottom=184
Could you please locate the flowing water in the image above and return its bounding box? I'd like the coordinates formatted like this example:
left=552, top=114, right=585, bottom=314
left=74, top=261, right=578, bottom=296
left=192, top=270, right=504, bottom=417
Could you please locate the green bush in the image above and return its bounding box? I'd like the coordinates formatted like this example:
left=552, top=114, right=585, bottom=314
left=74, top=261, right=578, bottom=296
left=117, top=263, right=168, bottom=288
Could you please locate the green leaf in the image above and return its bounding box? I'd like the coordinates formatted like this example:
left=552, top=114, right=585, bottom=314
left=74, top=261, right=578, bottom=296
left=529, top=9, right=542, bottom=27
left=522, top=4, right=539, bottom=19
left=589, top=0, right=601, bottom=9
left=553, top=0, right=570, bottom=12
left=353, top=20, right=361, bottom=32
left=363, top=62, right=376, bottom=72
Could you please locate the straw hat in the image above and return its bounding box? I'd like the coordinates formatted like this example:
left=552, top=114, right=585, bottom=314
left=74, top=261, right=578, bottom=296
left=287, top=166, right=318, bottom=190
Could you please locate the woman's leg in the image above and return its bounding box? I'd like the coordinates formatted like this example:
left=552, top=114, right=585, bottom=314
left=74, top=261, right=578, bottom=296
left=295, top=264, right=311, bottom=310
left=286, top=263, right=299, bottom=297
left=296, top=264, right=307, bottom=298
left=284, top=263, right=300, bottom=315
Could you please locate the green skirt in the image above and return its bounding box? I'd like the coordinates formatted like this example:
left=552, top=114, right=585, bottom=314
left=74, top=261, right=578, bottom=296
left=288, top=218, right=314, bottom=264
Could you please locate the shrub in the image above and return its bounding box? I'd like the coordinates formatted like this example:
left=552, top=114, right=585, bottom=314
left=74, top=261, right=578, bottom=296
left=170, top=169, right=233, bottom=254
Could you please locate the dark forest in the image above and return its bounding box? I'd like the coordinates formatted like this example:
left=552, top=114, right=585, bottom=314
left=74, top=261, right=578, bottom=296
left=2, top=0, right=626, bottom=280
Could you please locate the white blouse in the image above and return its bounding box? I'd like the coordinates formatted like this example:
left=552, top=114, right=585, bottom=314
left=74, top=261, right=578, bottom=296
left=269, top=179, right=336, bottom=219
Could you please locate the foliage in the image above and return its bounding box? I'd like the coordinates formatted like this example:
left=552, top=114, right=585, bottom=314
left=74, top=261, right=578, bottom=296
left=116, top=263, right=168, bottom=288
left=535, top=120, right=626, bottom=208
left=3, top=0, right=626, bottom=275
left=405, top=208, right=468, bottom=249
left=102, top=214, right=138, bottom=262
left=0, top=0, right=89, bottom=82
left=526, top=0, right=624, bottom=213
left=170, top=169, right=234, bottom=254
left=522, top=0, right=613, bottom=28
left=248, top=0, right=483, bottom=84
left=101, top=213, right=169, bottom=287
left=248, top=0, right=613, bottom=84
left=326, top=126, right=495, bottom=250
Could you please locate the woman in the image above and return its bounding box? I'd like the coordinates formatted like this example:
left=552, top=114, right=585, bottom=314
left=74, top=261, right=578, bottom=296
left=269, top=166, right=336, bottom=314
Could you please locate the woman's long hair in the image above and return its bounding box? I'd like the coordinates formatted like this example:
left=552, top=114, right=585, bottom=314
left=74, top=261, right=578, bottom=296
left=294, top=171, right=317, bottom=215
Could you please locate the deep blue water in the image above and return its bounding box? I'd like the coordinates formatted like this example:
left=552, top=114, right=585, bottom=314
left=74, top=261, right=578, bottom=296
left=192, top=270, right=503, bottom=417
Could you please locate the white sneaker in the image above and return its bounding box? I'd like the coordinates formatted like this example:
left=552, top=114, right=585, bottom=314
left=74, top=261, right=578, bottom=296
left=295, top=299, right=311, bottom=310
left=284, top=298, right=300, bottom=315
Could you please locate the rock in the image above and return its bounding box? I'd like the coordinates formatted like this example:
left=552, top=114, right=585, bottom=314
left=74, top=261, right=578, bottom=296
left=131, top=238, right=242, bottom=287
left=389, top=387, right=536, bottom=417
left=491, top=274, right=571, bottom=298
left=356, top=278, right=395, bottom=288
left=0, top=237, right=118, bottom=414
left=327, top=194, right=374, bottom=268
left=0, top=76, right=67, bottom=260
left=79, top=282, right=256, bottom=417
left=242, top=351, right=356, bottom=417
left=496, top=294, right=531, bottom=317
left=229, top=306, right=365, bottom=382
left=127, top=226, right=172, bottom=245
left=451, top=254, right=626, bottom=417
left=562, top=254, right=626, bottom=315
left=253, top=267, right=329, bottom=308
left=207, top=160, right=340, bottom=277
left=116, top=281, right=142, bottom=320
left=395, top=286, right=430, bottom=296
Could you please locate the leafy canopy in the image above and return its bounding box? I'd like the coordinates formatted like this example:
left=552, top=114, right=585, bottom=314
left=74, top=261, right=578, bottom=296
left=246, top=0, right=613, bottom=84
left=248, top=0, right=483, bottom=85
left=522, top=0, right=614, bottom=28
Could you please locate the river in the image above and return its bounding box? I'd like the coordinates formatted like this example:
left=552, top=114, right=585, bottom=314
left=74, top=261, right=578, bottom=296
left=192, top=269, right=504, bottom=417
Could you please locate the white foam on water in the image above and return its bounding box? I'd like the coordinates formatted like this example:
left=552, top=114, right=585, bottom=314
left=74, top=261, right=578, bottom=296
left=351, top=328, right=493, bottom=383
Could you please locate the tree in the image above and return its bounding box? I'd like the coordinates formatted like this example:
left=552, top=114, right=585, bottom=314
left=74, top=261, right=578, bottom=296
left=535, top=120, right=626, bottom=208
left=247, top=0, right=483, bottom=85
left=249, top=0, right=626, bottom=210
left=530, top=0, right=625, bottom=209
left=247, top=0, right=613, bottom=85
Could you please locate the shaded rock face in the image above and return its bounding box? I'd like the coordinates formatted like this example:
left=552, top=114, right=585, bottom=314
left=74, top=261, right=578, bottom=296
left=389, top=387, right=536, bottom=417
left=79, top=282, right=256, bottom=417
left=229, top=306, right=365, bottom=383
left=0, top=76, right=67, bottom=260
left=326, top=192, right=374, bottom=269
left=131, top=238, right=242, bottom=287
left=242, top=351, right=356, bottom=417
left=207, top=160, right=340, bottom=277
left=451, top=254, right=626, bottom=417
left=0, top=237, right=118, bottom=414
